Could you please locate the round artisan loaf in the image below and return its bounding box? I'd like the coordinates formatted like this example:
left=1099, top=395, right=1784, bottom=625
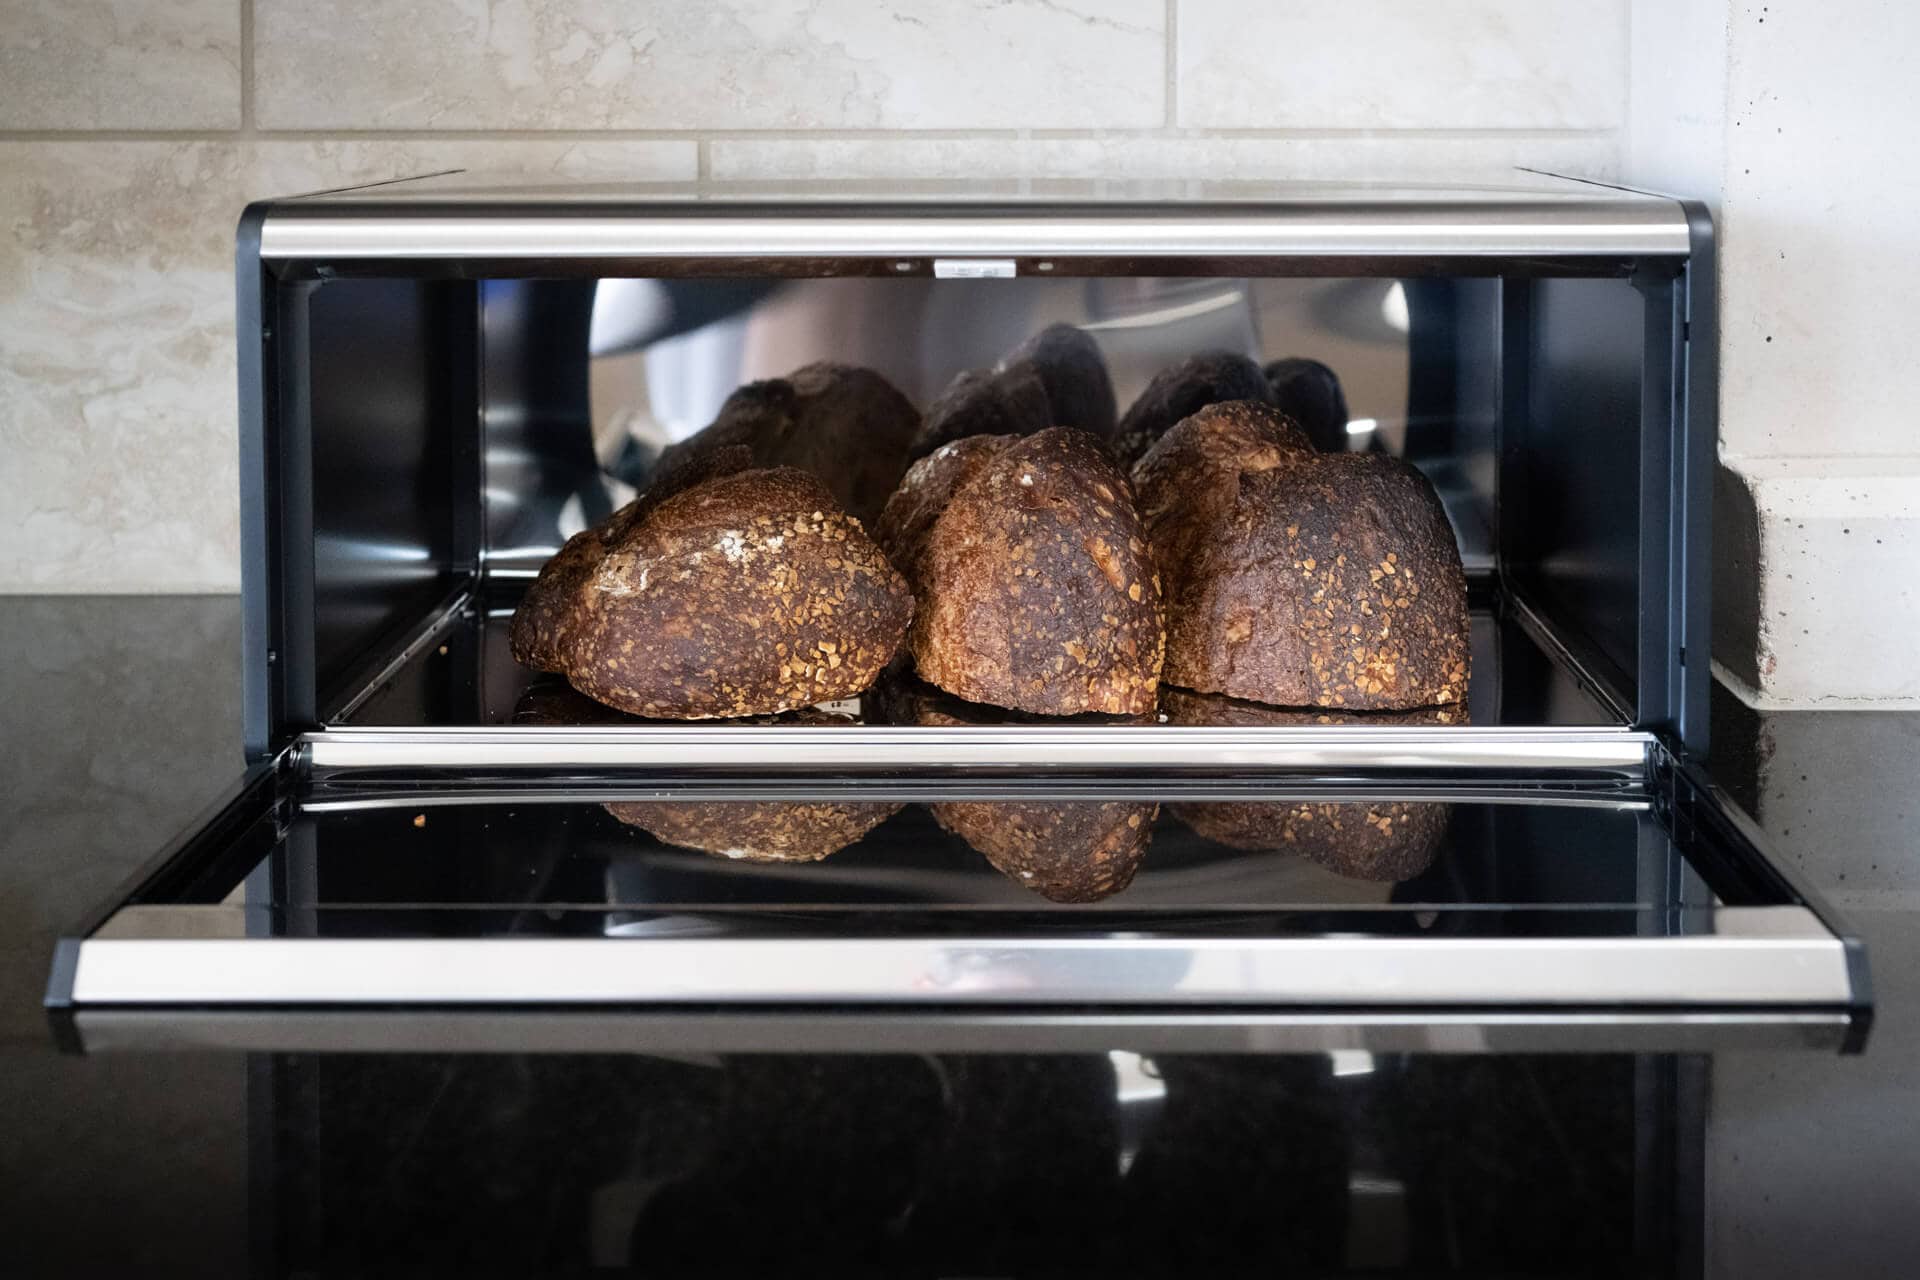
left=561, top=466, right=913, bottom=719
left=1113, top=350, right=1275, bottom=467
left=653, top=362, right=919, bottom=525
left=1131, top=400, right=1314, bottom=603
left=1263, top=357, right=1351, bottom=454
left=902, top=427, right=1165, bottom=716
left=508, top=444, right=754, bottom=674
left=907, top=323, right=1116, bottom=460
left=1160, top=687, right=1452, bottom=880
left=871, top=671, right=1154, bottom=902
left=1162, top=452, right=1469, bottom=712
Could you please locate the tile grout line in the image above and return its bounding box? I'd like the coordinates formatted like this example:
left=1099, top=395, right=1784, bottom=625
left=1164, top=0, right=1178, bottom=131
left=0, top=127, right=1625, bottom=145
left=239, top=0, right=255, bottom=135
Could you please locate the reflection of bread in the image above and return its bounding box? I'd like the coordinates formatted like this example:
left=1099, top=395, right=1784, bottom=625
left=563, top=467, right=912, bottom=719
left=598, top=707, right=900, bottom=862
left=1161, top=452, right=1469, bottom=712
left=938, top=801, right=1152, bottom=903
left=1002, top=323, right=1118, bottom=441
left=1160, top=688, right=1452, bottom=880
left=909, top=367, right=1051, bottom=461
left=654, top=363, right=919, bottom=525
left=872, top=670, right=1154, bottom=903
left=1114, top=351, right=1274, bottom=467
left=907, top=324, right=1117, bottom=460
left=509, top=444, right=753, bottom=673
left=903, top=428, right=1164, bottom=716
left=606, top=799, right=901, bottom=863
left=1132, top=400, right=1313, bottom=608
left=1263, top=357, right=1351, bottom=454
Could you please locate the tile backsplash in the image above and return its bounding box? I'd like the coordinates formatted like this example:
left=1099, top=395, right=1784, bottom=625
left=0, top=0, right=1626, bottom=592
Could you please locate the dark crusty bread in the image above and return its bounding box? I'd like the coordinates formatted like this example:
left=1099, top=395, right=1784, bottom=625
left=1263, top=357, right=1351, bottom=454
left=654, top=362, right=919, bottom=525
left=562, top=466, right=912, bottom=719
left=903, top=427, right=1164, bottom=716
left=1114, top=350, right=1275, bottom=467
left=1002, top=323, right=1118, bottom=441
left=907, top=323, right=1116, bottom=460
left=871, top=434, right=1017, bottom=578
left=1157, top=685, right=1468, bottom=729
left=1163, top=452, right=1469, bottom=712
left=512, top=676, right=647, bottom=725
left=1131, top=400, right=1313, bottom=605
left=508, top=444, right=754, bottom=674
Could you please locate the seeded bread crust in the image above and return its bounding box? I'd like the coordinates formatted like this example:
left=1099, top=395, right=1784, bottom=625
left=1113, top=350, right=1275, bottom=467
left=561, top=466, right=912, bottom=719
left=872, top=434, right=1018, bottom=578
left=905, top=427, right=1165, bottom=716
left=654, top=362, right=920, bottom=525
left=1131, top=400, right=1314, bottom=606
left=508, top=444, right=754, bottom=674
left=1165, top=452, right=1469, bottom=711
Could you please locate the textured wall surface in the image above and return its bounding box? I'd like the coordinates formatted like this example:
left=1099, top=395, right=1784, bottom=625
left=1625, top=0, right=1920, bottom=706
left=0, top=0, right=1628, bottom=592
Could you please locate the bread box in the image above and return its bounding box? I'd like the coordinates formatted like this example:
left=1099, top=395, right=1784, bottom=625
left=47, top=174, right=1871, bottom=1054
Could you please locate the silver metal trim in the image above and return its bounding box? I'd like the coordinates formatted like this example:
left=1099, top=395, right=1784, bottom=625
left=300, top=725, right=1653, bottom=777
left=70, top=916, right=1851, bottom=1007
left=258, top=201, right=1692, bottom=262
left=295, top=784, right=1650, bottom=813
left=329, top=586, right=473, bottom=723
left=74, top=1008, right=1850, bottom=1056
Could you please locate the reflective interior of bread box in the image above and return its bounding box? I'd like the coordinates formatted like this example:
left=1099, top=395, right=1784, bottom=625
left=308, top=273, right=1643, bottom=732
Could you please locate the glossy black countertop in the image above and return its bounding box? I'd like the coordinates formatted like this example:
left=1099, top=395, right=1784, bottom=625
left=3, top=596, right=1916, bottom=1277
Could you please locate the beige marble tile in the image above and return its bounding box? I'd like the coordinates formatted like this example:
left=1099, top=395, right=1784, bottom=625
left=0, top=140, right=695, bottom=593
left=1178, top=0, right=1626, bottom=130
left=711, top=134, right=1620, bottom=184
left=0, top=0, right=240, bottom=129
left=254, top=0, right=1164, bottom=130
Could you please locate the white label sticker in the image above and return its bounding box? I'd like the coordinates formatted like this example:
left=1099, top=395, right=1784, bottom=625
left=933, top=258, right=1018, bottom=279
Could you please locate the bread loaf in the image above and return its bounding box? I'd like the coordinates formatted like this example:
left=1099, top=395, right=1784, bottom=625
left=1131, top=400, right=1313, bottom=604
left=509, top=444, right=754, bottom=674
left=562, top=466, right=912, bottom=719
left=901, top=427, right=1164, bottom=716
left=1113, top=351, right=1275, bottom=467
left=1263, top=357, right=1351, bottom=454
left=654, top=362, right=919, bottom=525
left=1160, top=452, right=1469, bottom=711
left=871, top=434, right=1016, bottom=578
